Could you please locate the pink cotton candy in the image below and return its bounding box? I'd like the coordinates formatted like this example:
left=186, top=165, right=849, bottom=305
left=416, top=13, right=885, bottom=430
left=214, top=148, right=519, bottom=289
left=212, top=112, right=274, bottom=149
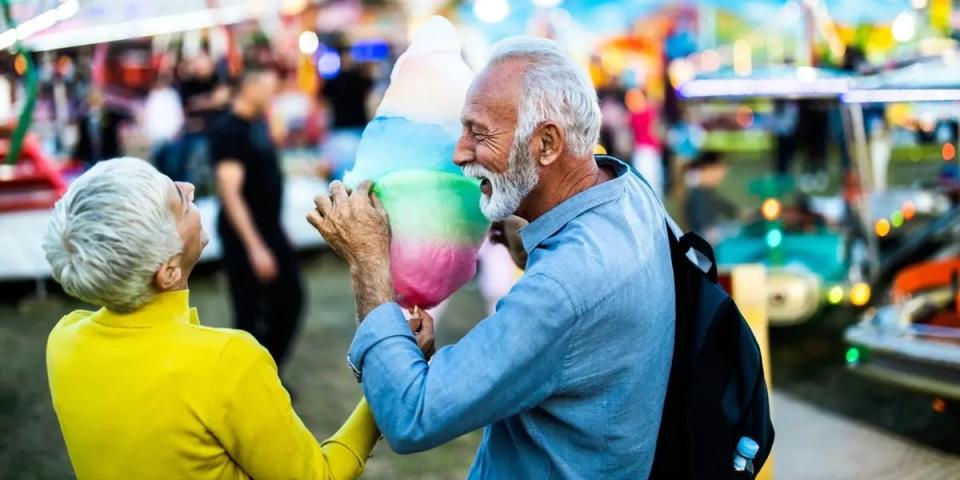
left=390, top=239, right=479, bottom=309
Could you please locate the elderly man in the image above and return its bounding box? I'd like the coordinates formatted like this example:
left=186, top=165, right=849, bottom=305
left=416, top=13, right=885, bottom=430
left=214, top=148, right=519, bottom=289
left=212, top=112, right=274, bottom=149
left=43, top=158, right=433, bottom=479
left=309, top=37, right=676, bottom=478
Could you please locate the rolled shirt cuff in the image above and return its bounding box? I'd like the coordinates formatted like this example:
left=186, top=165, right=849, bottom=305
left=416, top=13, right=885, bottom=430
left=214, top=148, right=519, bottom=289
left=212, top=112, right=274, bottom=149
left=347, top=302, right=414, bottom=381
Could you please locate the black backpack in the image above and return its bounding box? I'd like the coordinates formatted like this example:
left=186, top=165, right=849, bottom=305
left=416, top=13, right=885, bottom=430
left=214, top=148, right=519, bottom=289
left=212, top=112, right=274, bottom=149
left=649, top=226, right=775, bottom=479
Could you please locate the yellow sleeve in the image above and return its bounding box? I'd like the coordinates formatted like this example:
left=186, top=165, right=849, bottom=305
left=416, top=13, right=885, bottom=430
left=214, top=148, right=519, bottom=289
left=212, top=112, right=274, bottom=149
left=207, top=332, right=380, bottom=480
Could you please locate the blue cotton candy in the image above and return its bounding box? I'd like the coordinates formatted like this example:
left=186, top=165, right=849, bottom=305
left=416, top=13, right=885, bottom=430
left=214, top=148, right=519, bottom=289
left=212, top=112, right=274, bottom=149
left=343, top=116, right=462, bottom=187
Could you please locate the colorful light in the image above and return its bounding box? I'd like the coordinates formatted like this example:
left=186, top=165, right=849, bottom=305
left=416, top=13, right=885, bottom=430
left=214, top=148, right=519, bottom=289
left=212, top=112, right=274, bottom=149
left=316, top=50, right=341, bottom=78
left=942, top=143, right=956, bottom=161
left=298, top=31, right=319, bottom=55
left=891, top=211, right=904, bottom=228
left=875, top=219, right=891, bottom=237
left=933, top=397, right=947, bottom=414
left=850, top=283, right=871, bottom=307
left=842, top=89, right=960, bottom=103
left=13, top=54, right=26, bottom=76
left=892, top=11, right=917, bottom=42
left=474, top=0, right=509, bottom=23
left=681, top=77, right=849, bottom=99
left=761, top=198, right=781, bottom=220
left=845, top=347, right=861, bottom=365
left=766, top=229, right=783, bottom=248
left=827, top=286, right=844, bottom=305
left=902, top=201, right=917, bottom=220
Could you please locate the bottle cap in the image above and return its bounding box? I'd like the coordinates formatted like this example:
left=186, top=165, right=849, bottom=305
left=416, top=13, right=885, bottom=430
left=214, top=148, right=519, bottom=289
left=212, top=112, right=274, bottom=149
left=737, top=437, right=760, bottom=460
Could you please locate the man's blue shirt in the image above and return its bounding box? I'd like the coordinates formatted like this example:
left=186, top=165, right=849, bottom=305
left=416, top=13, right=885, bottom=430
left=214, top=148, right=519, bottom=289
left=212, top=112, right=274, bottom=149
left=348, top=157, right=676, bottom=479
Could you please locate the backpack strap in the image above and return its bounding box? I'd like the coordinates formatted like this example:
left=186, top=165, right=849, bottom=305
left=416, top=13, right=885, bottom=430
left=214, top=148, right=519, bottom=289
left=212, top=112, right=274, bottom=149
left=677, top=232, right=719, bottom=283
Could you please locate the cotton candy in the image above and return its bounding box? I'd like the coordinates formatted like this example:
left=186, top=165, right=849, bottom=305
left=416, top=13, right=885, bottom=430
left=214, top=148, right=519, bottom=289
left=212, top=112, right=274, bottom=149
left=345, top=16, right=489, bottom=309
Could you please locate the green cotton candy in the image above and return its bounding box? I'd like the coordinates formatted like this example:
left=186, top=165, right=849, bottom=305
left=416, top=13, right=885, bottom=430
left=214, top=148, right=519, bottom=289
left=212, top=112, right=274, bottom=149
left=373, top=170, right=490, bottom=245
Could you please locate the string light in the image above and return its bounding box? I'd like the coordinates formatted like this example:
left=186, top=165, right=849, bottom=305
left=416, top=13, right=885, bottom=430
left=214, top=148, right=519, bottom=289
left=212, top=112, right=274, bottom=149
left=943, top=143, right=956, bottom=161
left=902, top=201, right=917, bottom=220
left=875, top=219, right=891, bottom=237
left=761, top=198, right=781, bottom=220
left=827, top=286, right=844, bottom=305
left=850, top=283, right=871, bottom=306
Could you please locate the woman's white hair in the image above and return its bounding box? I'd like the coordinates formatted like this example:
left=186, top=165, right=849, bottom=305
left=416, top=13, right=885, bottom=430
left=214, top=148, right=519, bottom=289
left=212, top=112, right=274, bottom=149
left=488, top=36, right=601, bottom=158
left=43, top=157, right=182, bottom=313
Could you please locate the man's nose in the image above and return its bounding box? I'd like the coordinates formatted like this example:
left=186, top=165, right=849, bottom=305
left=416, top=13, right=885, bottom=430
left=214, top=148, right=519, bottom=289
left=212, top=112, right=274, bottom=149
left=453, top=139, right=473, bottom=167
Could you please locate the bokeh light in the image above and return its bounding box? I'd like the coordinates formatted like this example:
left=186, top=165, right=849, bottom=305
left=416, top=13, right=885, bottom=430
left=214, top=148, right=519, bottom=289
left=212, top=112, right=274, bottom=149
left=875, top=219, right=891, bottom=237
left=890, top=211, right=904, bottom=228
left=761, top=198, right=781, bottom=220
left=298, top=31, right=319, bottom=55
left=902, top=200, right=917, bottom=220
left=827, top=286, right=844, bottom=305
left=892, top=11, right=917, bottom=42
left=850, top=283, right=871, bottom=307
left=14, top=54, right=27, bottom=76
left=474, top=0, right=510, bottom=24
left=316, top=50, right=341, bottom=78
left=942, top=143, right=955, bottom=161
left=845, top=347, right=861, bottom=365
left=765, top=229, right=783, bottom=248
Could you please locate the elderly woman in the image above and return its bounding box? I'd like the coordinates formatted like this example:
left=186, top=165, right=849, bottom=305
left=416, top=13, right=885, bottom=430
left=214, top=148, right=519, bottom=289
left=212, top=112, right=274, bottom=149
left=43, top=157, right=433, bottom=479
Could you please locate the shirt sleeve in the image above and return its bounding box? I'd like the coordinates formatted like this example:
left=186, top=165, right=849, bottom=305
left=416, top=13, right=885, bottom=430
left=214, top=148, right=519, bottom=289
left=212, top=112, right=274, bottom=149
left=207, top=121, right=244, bottom=165
left=348, top=272, right=578, bottom=454
left=208, top=333, right=380, bottom=480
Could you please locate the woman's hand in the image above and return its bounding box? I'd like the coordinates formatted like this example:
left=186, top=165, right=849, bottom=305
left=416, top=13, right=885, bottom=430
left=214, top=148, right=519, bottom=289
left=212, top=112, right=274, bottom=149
left=407, top=307, right=436, bottom=359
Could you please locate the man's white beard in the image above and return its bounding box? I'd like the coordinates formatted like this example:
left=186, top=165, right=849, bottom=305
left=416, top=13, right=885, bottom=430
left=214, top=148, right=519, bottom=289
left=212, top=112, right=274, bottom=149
left=463, top=135, right=540, bottom=221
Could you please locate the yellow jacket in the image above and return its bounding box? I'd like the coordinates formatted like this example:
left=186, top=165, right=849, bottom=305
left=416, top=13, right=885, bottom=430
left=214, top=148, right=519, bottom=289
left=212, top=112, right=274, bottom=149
left=47, top=290, right=379, bottom=480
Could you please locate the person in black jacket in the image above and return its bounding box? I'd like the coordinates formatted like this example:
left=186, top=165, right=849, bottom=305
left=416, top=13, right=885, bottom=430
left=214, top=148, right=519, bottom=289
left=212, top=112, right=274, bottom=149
left=73, top=88, right=131, bottom=166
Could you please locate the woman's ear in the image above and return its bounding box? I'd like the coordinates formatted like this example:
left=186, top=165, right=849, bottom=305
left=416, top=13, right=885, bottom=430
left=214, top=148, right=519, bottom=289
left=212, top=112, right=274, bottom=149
left=154, top=256, right=183, bottom=291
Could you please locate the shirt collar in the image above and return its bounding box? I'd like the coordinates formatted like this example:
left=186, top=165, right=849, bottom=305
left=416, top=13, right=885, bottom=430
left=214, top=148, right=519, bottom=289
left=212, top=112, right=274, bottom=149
left=520, top=156, right=630, bottom=253
left=94, top=289, right=200, bottom=328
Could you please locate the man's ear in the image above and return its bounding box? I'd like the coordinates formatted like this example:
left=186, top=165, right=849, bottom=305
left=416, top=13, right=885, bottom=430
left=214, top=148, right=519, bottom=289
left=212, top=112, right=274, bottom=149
left=534, top=122, right=564, bottom=167
left=154, top=256, right=183, bottom=291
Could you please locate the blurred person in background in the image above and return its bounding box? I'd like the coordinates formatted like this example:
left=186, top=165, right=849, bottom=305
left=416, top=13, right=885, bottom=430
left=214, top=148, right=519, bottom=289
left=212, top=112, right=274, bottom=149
left=144, top=73, right=184, bottom=169
left=72, top=87, right=131, bottom=166
left=596, top=85, right=632, bottom=160
left=683, top=151, right=738, bottom=244
left=43, top=157, right=417, bottom=480
left=273, top=71, right=319, bottom=149
left=167, top=52, right=229, bottom=195
left=320, top=46, right=373, bottom=180
left=772, top=98, right=799, bottom=175
left=210, top=67, right=305, bottom=375
left=628, top=89, right=663, bottom=199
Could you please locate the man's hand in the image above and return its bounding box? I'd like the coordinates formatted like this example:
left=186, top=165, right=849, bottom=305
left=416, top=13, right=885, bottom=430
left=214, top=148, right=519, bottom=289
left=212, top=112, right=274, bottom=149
left=407, top=307, right=436, bottom=359
left=490, top=215, right=529, bottom=270
left=307, top=180, right=395, bottom=322
left=248, top=243, right=279, bottom=283
left=307, top=180, right=390, bottom=269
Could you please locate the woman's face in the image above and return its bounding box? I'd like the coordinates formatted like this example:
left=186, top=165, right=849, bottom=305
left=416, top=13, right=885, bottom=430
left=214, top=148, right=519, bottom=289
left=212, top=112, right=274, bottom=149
left=166, top=179, right=208, bottom=279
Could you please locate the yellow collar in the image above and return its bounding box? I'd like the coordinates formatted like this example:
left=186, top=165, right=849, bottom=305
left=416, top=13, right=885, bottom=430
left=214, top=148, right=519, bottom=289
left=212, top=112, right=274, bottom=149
left=94, top=290, right=200, bottom=328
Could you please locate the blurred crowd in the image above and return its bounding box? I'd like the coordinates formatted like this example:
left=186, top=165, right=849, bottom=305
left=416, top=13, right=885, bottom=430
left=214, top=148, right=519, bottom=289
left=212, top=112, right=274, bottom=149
left=66, top=40, right=380, bottom=197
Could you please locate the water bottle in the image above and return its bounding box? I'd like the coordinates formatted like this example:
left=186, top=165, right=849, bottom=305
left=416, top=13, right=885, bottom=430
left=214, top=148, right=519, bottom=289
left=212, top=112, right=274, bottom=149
left=732, top=436, right=759, bottom=476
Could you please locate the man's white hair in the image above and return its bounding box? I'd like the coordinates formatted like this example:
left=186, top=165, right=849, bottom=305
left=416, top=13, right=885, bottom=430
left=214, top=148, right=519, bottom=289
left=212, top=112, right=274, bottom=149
left=488, top=36, right=601, bottom=158
left=43, top=157, right=182, bottom=313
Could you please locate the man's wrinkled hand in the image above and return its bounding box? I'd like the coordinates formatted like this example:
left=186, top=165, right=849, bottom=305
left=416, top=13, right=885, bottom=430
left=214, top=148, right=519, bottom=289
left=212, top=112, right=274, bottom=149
left=307, top=180, right=391, bottom=270
left=407, top=306, right=436, bottom=358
